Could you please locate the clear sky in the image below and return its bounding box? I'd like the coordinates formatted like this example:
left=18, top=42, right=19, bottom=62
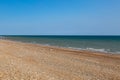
left=0, top=0, right=120, bottom=35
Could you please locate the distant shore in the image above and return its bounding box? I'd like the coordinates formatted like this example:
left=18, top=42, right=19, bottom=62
left=0, top=39, right=120, bottom=80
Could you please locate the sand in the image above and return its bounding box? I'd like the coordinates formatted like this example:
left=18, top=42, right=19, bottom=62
left=0, top=39, right=120, bottom=80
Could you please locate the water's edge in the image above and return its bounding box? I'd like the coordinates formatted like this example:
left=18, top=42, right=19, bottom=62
left=1, top=36, right=120, bottom=54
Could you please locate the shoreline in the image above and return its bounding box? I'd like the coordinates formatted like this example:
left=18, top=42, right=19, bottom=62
left=1, top=38, right=119, bottom=55
left=0, top=39, right=120, bottom=80
left=1, top=39, right=120, bottom=60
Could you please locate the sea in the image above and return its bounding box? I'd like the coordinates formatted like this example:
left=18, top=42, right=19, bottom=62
left=0, top=35, right=120, bottom=54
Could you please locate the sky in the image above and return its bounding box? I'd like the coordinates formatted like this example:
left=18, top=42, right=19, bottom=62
left=0, top=0, right=120, bottom=35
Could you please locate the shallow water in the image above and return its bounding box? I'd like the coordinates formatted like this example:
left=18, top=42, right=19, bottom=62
left=1, top=35, right=120, bottom=54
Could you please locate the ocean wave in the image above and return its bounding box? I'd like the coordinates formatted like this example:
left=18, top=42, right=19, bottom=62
left=34, top=44, right=119, bottom=54
left=86, top=48, right=110, bottom=53
left=68, top=47, right=112, bottom=53
left=115, top=52, right=120, bottom=54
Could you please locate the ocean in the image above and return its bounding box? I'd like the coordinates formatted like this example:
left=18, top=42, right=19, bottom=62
left=1, top=35, right=120, bottom=54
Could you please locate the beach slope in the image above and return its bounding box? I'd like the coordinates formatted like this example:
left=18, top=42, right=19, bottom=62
left=0, top=40, right=120, bottom=80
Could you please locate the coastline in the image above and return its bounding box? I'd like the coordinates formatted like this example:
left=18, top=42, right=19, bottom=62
left=2, top=36, right=120, bottom=54
left=2, top=38, right=119, bottom=55
left=0, top=39, right=120, bottom=80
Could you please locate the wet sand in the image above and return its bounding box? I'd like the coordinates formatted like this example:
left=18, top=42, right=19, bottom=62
left=0, top=39, right=120, bottom=80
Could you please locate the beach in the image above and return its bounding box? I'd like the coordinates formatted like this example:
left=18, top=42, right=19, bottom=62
left=0, top=39, right=120, bottom=80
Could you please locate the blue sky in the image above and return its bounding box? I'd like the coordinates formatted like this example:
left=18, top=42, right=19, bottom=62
left=0, top=0, right=120, bottom=35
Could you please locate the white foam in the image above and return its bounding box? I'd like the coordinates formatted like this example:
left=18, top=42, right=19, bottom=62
left=68, top=47, right=111, bottom=53
left=115, top=51, right=120, bottom=54
left=86, top=48, right=109, bottom=53
left=68, top=47, right=84, bottom=50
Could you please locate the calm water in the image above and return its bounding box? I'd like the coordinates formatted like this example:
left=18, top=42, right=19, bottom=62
left=1, top=36, right=120, bottom=54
